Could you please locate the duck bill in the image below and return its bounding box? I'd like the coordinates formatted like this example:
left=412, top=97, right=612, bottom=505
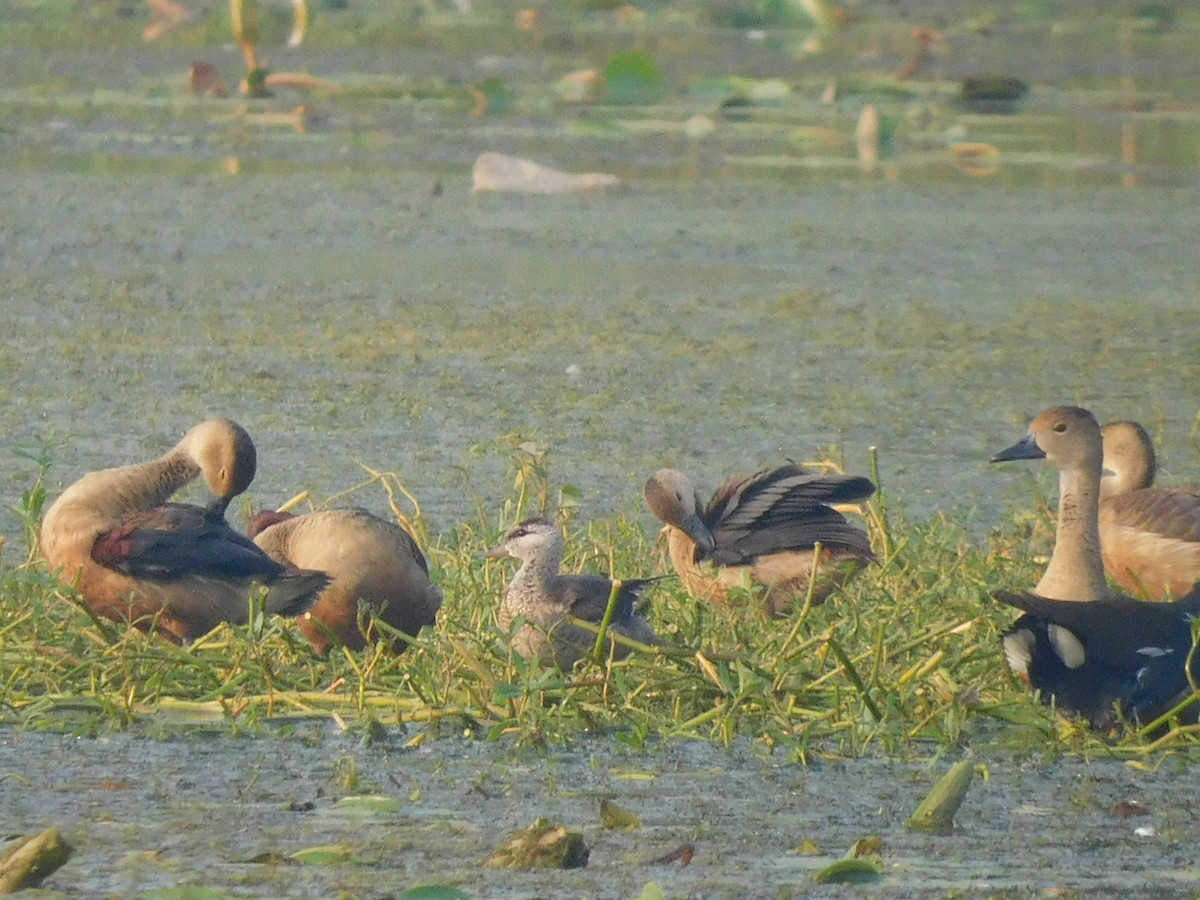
left=991, top=433, right=1046, bottom=464
left=679, top=513, right=717, bottom=556
left=483, top=544, right=510, bottom=560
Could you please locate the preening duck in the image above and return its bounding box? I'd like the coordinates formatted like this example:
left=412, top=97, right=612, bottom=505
left=40, top=419, right=328, bottom=643
left=643, top=465, right=875, bottom=615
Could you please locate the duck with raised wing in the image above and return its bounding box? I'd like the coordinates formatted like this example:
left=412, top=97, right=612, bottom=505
left=991, top=406, right=1200, bottom=729
left=488, top=517, right=660, bottom=670
left=248, top=507, right=442, bottom=655
left=1099, top=420, right=1200, bottom=601
left=643, top=465, right=875, bottom=615
left=40, top=419, right=328, bottom=643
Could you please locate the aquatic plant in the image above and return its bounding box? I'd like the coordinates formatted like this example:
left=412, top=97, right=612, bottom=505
left=1, top=438, right=1196, bottom=759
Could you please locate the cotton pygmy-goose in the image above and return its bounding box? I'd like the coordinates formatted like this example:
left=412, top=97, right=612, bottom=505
left=488, top=517, right=659, bottom=670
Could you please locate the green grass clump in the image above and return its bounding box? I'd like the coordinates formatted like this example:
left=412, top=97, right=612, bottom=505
left=1, top=438, right=1196, bottom=760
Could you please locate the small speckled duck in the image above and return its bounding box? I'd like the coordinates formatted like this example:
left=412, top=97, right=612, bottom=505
left=40, top=419, right=328, bottom=643
left=992, top=406, right=1200, bottom=729
left=488, top=517, right=660, bottom=670
left=1098, top=420, right=1200, bottom=601
left=248, top=507, right=442, bottom=655
left=643, top=465, right=875, bottom=615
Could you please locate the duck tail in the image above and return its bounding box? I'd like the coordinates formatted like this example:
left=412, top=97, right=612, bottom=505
left=266, top=568, right=331, bottom=617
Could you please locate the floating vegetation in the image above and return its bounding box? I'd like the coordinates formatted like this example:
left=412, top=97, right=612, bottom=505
left=484, top=818, right=589, bottom=870
left=907, top=760, right=976, bottom=834
left=0, top=828, right=73, bottom=894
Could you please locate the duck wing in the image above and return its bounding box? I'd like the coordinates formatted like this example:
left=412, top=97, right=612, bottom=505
left=993, top=589, right=1199, bottom=669
left=93, top=503, right=287, bottom=581
left=995, top=589, right=1200, bottom=727
left=703, top=466, right=875, bottom=565
left=563, top=575, right=663, bottom=627
left=1107, top=488, right=1200, bottom=544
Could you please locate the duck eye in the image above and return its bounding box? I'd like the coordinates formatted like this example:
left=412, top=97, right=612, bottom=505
left=1052, top=422, right=1067, bottom=433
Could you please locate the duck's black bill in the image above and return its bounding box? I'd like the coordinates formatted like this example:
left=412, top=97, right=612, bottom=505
left=991, top=433, right=1046, bottom=463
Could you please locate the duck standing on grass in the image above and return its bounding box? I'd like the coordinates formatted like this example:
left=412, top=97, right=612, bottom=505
left=248, top=507, right=442, bottom=655
left=643, top=465, right=875, bottom=615
left=487, top=517, right=660, bottom=670
left=40, top=419, right=329, bottom=644
left=1098, top=420, right=1200, bottom=601
left=991, top=405, right=1200, bottom=730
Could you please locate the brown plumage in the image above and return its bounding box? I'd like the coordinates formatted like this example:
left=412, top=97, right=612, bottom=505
left=991, top=406, right=1200, bottom=729
left=488, top=517, right=660, bottom=670
left=643, top=466, right=875, bottom=615
left=991, top=406, right=1120, bottom=601
left=247, top=507, right=442, bottom=655
left=39, top=419, right=328, bottom=643
left=1098, top=420, right=1200, bottom=601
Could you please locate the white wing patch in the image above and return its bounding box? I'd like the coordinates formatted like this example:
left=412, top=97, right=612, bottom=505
left=1047, top=623, right=1086, bottom=670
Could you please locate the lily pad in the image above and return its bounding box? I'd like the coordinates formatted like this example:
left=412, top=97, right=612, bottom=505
left=396, top=888, right=471, bottom=900
left=812, top=857, right=883, bottom=884
left=602, top=50, right=666, bottom=105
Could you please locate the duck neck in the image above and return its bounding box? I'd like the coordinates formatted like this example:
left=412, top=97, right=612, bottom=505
left=1037, top=465, right=1113, bottom=601
left=510, top=541, right=563, bottom=597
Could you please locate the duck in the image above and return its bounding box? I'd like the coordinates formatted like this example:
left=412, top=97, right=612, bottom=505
left=991, top=406, right=1200, bottom=728
left=642, top=465, right=876, bottom=615
left=247, top=507, right=442, bottom=655
left=991, top=406, right=1119, bottom=602
left=1098, top=420, right=1200, bottom=601
left=487, top=517, right=660, bottom=670
left=40, top=418, right=329, bottom=643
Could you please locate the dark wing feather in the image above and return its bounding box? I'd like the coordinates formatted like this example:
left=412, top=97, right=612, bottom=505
left=993, top=589, right=1199, bottom=671
left=94, top=503, right=286, bottom=581
left=562, top=575, right=663, bottom=626
left=703, top=466, right=875, bottom=565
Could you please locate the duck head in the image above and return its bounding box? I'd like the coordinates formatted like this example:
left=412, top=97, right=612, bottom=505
left=486, top=517, right=564, bottom=562
left=177, top=418, right=258, bottom=517
left=643, top=469, right=716, bottom=555
left=991, top=405, right=1103, bottom=472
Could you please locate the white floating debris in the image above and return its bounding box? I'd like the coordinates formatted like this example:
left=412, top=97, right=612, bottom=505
left=472, top=152, right=620, bottom=195
left=1134, top=825, right=1157, bottom=838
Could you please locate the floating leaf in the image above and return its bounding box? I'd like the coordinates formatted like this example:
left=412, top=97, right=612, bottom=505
left=291, top=844, right=355, bottom=865
left=650, top=844, right=694, bottom=866
left=638, top=883, right=667, bottom=900
left=602, top=50, right=666, bottom=105
left=907, top=760, right=974, bottom=833
left=332, top=795, right=402, bottom=819
left=812, top=857, right=883, bottom=884
left=396, top=888, right=471, bottom=900
left=599, top=799, right=642, bottom=829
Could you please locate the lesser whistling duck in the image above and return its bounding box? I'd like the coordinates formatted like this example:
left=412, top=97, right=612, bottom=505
left=643, top=465, right=875, bottom=615
left=487, top=517, right=659, bottom=670
left=248, top=507, right=442, bottom=655
left=1099, top=420, right=1200, bottom=601
left=992, top=406, right=1200, bottom=729
left=991, top=406, right=1119, bottom=602
left=40, top=418, right=328, bottom=643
